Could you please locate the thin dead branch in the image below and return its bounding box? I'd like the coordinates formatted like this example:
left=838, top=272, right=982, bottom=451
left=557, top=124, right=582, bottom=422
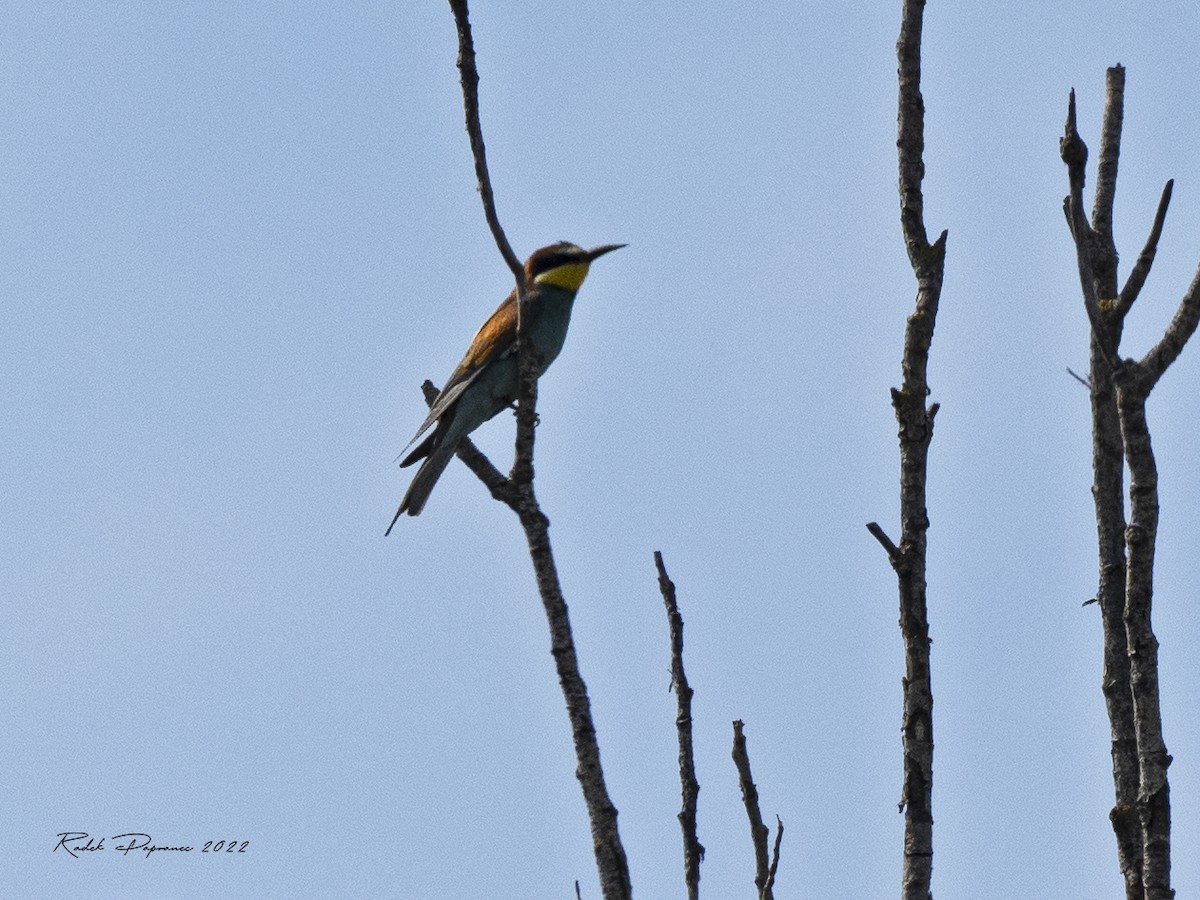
left=443, top=5, right=631, bottom=898
left=655, top=551, right=704, bottom=900
left=765, top=816, right=784, bottom=898
left=446, top=0, right=522, bottom=282
left=1117, top=180, right=1173, bottom=316
left=732, top=720, right=777, bottom=900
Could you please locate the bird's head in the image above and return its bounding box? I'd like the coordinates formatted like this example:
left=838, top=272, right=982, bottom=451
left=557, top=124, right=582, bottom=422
left=525, top=241, right=625, bottom=292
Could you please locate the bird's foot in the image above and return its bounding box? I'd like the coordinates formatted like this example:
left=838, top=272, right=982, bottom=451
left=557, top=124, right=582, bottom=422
left=509, top=403, right=540, bottom=427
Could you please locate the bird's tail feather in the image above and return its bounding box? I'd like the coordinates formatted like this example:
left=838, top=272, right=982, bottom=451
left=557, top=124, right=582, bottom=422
left=399, top=430, right=437, bottom=468
left=385, top=441, right=458, bottom=533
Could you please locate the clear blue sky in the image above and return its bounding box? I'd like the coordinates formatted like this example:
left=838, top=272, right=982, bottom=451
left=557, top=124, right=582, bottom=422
left=4, top=2, right=1199, bottom=898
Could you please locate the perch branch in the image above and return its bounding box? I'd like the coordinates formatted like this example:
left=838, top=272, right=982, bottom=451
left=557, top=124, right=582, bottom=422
left=444, top=5, right=631, bottom=898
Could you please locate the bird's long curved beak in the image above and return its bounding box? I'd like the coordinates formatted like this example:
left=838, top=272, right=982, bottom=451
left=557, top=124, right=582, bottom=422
left=586, top=243, right=627, bottom=262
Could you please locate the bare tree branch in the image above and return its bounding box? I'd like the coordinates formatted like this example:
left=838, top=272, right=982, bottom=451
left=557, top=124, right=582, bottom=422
left=1115, top=370, right=1174, bottom=900
left=446, top=0, right=539, bottom=518
left=1091, top=66, right=1126, bottom=248
left=418, top=380, right=516, bottom=503
left=732, top=720, right=775, bottom=900
left=896, top=0, right=932, bottom=266
left=1139, top=261, right=1200, bottom=388
left=1061, top=88, right=1122, bottom=372
left=765, top=816, right=784, bottom=899
left=1061, top=74, right=1141, bottom=898
left=1067, top=367, right=1091, bottom=389
left=1061, top=66, right=1192, bottom=900
left=886, top=4, right=943, bottom=897
left=1117, top=180, right=1173, bottom=316
left=655, top=551, right=704, bottom=900
left=446, top=0, right=522, bottom=283
left=443, top=5, right=631, bottom=898
left=866, top=520, right=902, bottom=563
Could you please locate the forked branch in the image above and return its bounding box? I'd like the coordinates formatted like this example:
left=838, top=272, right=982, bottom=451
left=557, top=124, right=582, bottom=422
left=732, top=720, right=782, bottom=900
left=1061, top=65, right=1194, bottom=900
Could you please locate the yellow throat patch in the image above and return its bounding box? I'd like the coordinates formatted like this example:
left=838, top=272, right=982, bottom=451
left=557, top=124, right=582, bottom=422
left=533, top=261, right=590, bottom=292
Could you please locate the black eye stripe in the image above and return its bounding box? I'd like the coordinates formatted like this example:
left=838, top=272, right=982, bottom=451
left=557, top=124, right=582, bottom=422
left=530, top=249, right=583, bottom=277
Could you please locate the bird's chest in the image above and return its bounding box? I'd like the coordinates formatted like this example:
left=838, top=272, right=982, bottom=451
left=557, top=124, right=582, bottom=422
left=525, top=291, right=576, bottom=372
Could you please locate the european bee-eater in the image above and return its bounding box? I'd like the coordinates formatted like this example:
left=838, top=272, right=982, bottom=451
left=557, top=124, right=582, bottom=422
left=387, top=241, right=624, bottom=531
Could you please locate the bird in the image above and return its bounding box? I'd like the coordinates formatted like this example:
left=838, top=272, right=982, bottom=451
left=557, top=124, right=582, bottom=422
left=386, top=241, right=625, bottom=532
